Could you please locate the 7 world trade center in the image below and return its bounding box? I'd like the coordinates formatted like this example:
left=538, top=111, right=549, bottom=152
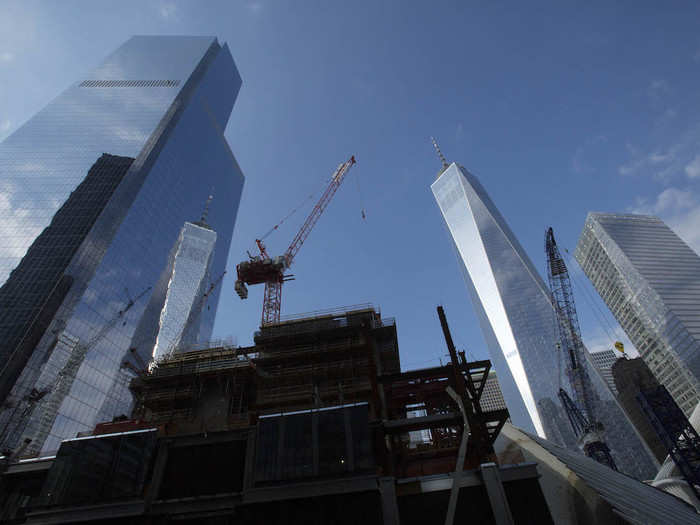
left=0, top=36, right=245, bottom=455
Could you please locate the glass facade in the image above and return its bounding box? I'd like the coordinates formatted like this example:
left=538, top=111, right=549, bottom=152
left=432, top=164, right=656, bottom=478
left=431, top=163, right=562, bottom=440
left=575, top=213, right=700, bottom=416
left=0, top=36, right=244, bottom=455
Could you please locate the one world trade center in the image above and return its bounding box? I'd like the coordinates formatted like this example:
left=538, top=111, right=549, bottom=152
left=429, top=141, right=656, bottom=479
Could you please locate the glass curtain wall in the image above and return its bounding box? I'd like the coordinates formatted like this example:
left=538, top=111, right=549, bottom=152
left=0, top=36, right=244, bottom=455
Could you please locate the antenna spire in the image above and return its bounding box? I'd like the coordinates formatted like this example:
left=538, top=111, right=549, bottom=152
left=431, top=137, right=449, bottom=170
left=200, top=194, right=213, bottom=225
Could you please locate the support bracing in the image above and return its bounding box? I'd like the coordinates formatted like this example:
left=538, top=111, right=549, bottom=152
left=261, top=278, right=283, bottom=326
left=637, top=385, right=700, bottom=499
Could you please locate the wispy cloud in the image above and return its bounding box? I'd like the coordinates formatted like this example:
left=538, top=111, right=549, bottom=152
left=617, top=122, right=700, bottom=181
left=0, top=51, right=14, bottom=63
left=685, top=154, right=700, bottom=179
left=455, top=122, right=465, bottom=144
left=248, top=1, right=263, bottom=14
left=158, top=2, right=178, bottom=19
left=648, top=78, right=670, bottom=101
left=617, top=143, right=674, bottom=177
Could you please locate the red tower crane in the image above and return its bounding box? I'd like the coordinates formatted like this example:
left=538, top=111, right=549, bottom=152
left=235, top=155, right=356, bottom=326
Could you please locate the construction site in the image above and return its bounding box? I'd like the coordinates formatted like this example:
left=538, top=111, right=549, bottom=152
left=3, top=303, right=699, bottom=524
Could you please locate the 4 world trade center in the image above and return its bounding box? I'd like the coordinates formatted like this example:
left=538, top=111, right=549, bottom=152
left=0, top=36, right=244, bottom=455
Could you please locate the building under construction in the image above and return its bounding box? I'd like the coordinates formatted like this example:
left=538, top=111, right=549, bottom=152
left=2, top=305, right=699, bottom=524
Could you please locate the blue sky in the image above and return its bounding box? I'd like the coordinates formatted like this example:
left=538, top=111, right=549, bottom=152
left=1, top=1, right=700, bottom=369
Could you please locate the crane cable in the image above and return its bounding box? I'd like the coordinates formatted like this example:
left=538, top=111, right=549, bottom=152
left=563, top=248, right=619, bottom=347
left=258, top=166, right=346, bottom=243
left=355, top=169, right=366, bottom=220
left=259, top=191, right=318, bottom=242
left=259, top=164, right=367, bottom=245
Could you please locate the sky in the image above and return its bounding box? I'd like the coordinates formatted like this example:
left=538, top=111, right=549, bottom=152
left=1, top=1, right=700, bottom=370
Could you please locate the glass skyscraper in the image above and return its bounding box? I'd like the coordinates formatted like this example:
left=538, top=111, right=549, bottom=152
left=0, top=36, right=244, bottom=455
left=575, top=213, right=700, bottom=416
left=431, top=160, right=656, bottom=478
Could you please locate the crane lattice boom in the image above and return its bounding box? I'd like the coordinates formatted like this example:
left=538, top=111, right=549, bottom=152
left=545, top=227, right=594, bottom=419
left=284, top=156, right=356, bottom=265
left=235, top=156, right=356, bottom=326
left=546, top=227, right=617, bottom=470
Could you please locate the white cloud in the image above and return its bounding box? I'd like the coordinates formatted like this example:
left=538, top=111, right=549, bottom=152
left=0, top=51, right=14, bottom=63
left=669, top=207, right=700, bottom=254
left=655, top=187, right=696, bottom=212
left=618, top=122, right=700, bottom=181
left=685, top=154, right=700, bottom=179
left=630, top=187, right=700, bottom=254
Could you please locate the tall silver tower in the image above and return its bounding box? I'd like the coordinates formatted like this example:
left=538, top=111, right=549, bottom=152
left=430, top=143, right=656, bottom=478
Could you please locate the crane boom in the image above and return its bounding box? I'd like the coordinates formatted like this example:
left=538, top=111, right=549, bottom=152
left=235, top=156, right=356, bottom=326
left=284, top=156, right=356, bottom=265
left=545, top=228, right=594, bottom=419
left=545, top=227, right=617, bottom=471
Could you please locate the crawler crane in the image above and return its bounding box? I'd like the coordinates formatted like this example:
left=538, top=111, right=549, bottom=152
left=545, top=227, right=617, bottom=470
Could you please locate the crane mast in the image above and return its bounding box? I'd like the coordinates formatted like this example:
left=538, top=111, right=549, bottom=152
left=235, top=156, right=356, bottom=326
left=545, top=227, right=617, bottom=470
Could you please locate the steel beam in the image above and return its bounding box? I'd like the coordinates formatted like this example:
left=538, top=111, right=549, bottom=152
left=378, top=476, right=400, bottom=525
left=480, top=462, right=515, bottom=525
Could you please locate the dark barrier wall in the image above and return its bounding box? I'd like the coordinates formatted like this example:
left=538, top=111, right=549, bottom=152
left=36, top=429, right=157, bottom=506
left=255, top=404, right=374, bottom=484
